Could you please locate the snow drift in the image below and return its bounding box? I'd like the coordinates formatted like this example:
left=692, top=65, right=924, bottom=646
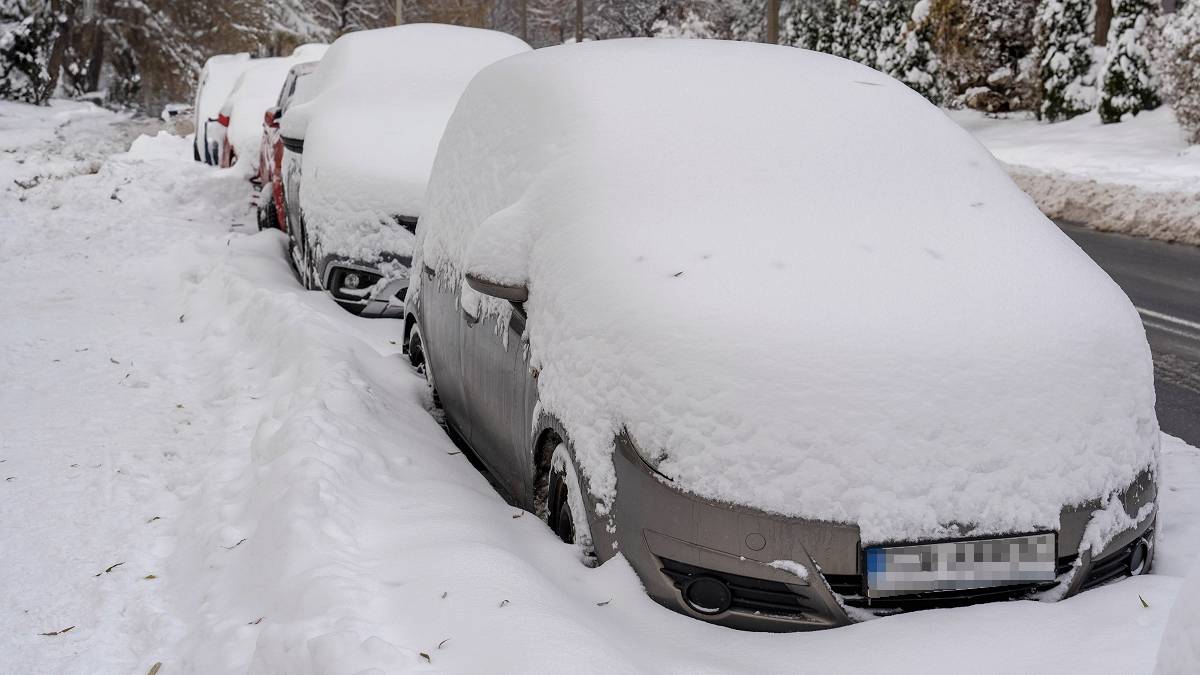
left=281, top=24, right=530, bottom=264
left=418, top=39, right=1160, bottom=544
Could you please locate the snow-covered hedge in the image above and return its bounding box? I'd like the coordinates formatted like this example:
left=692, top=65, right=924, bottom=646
left=1157, top=1, right=1200, bottom=143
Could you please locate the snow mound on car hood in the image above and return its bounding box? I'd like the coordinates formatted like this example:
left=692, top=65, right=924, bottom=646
left=418, top=39, right=1159, bottom=544
left=282, top=24, right=530, bottom=263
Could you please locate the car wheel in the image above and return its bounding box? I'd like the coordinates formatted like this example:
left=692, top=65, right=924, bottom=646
left=407, top=324, right=440, bottom=407
left=256, top=202, right=269, bottom=231
left=547, top=443, right=597, bottom=565
left=266, top=198, right=279, bottom=232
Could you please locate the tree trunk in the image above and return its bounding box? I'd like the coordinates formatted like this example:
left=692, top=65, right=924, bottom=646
left=766, top=0, right=779, bottom=44
left=1095, top=0, right=1112, bottom=45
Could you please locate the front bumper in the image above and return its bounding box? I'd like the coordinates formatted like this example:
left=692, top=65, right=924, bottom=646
left=320, top=256, right=410, bottom=319
left=608, top=436, right=1157, bottom=631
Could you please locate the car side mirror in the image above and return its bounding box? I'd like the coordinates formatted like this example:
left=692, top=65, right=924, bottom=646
left=265, top=106, right=281, bottom=128
left=465, top=272, right=528, bottom=303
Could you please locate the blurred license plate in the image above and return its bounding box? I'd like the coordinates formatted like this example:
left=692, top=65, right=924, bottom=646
left=866, top=533, right=1056, bottom=598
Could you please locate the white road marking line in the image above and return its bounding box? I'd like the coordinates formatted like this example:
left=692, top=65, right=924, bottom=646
left=1136, top=307, right=1200, bottom=335
left=1141, top=319, right=1200, bottom=343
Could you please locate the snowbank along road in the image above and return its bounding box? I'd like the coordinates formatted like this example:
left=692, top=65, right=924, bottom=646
left=2, top=101, right=1199, bottom=675
left=1060, top=222, right=1200, bottom=447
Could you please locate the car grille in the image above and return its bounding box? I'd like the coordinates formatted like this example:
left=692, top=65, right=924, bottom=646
left=1081, top=535, right=1146, bottom=591
left=659, top=558, right=816, bottom=618
left=824, top=555, right=1077, bottom=611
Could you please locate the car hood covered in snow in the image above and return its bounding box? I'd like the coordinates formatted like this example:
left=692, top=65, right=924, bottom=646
left=281, top=24, right=530, bottom=263
left=417, top=39, right=1160, bottom=544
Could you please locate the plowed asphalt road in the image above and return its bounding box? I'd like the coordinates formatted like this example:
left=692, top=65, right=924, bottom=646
left=1061, top=222, right=1200, bottom=447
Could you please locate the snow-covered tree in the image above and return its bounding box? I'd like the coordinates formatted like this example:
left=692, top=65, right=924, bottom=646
left=849, top=0, right=889, bottom=65
left=1156, top=0, right=1200, bottom=142
left=782, top=0, right=834, bottom=51
left=1034, top=0, right=1096, bottom=120
left=652, top=8, right=715, bottom=38
left=1098, top=0, right=1161, bottom=123
left=881, top=0, right=944, bottom=103
left=0, top=0, right=62, bottom=104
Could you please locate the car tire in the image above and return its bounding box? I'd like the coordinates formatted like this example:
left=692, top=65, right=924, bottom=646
left=547, top=443, right=597, bottom=565
left=407, top=324, right=440, bottom=407
left=256, top=201, right=269, bottom=231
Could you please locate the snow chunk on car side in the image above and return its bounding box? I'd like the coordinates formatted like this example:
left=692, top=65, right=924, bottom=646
left=416, top=38, right=1160, bottom=544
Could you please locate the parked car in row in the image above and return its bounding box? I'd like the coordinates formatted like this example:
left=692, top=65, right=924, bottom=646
left=277, top=24, right=529, bottom=317
left=403, top=39, right=1160, bottom=631
left=255, top=61, right=319, bottom=233
left=192, top=52, right=252, bottom=165
left=216, top=44, right=327, bottom=170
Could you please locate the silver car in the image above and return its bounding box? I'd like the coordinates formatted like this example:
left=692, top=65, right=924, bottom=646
left=404, top=39, right=1158, bottom=630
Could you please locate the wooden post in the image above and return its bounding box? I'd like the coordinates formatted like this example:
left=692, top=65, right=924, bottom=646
left=575, top=0, right=583, bottom=43
left=395, top=0, right=403, bottom=25
left=766, top=0, right=780, bottom=44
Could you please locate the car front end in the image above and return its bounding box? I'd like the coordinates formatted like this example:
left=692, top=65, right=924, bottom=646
left=607, top=433, right=1157, bottom=631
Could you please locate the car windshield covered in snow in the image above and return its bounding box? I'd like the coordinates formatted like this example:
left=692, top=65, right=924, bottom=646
left=417, top=38, right=1159, bottom=546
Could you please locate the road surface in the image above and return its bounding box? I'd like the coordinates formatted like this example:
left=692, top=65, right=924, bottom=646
left=1060, top=222, right=1200, bottom=447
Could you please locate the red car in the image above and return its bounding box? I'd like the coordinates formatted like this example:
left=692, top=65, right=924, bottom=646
left=255, top=62, right=318, bottom=232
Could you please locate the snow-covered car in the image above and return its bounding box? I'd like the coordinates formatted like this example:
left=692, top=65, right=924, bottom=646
left=255, top=61, right=319, bottom=232
left=406, top=39, right=1161, bottom=631
left=278, top=24, right=530, bottom=317
left=192, top=53, right=252, bottom=165
left=216, top=44, right=327, bottom=171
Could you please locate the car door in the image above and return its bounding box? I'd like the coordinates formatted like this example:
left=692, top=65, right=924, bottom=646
left=420, top=264, right=471, bottom=444
left=461, top=294, right=532, bottom=501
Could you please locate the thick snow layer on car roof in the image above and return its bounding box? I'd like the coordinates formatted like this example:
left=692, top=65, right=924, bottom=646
left=221, top=45, right=327, bottom=172
left=280, top=24, right=529, bottom=263
left=417, top=39, right=1159, bottom=544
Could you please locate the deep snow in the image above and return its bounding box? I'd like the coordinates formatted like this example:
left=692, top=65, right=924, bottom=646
left=950, top=107, right=1200, bottom=245
left=2, top=99, right=1199, bottom=674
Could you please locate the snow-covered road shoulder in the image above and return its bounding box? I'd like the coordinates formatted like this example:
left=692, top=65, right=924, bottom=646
left=951, top=108, right=1200, bottom=245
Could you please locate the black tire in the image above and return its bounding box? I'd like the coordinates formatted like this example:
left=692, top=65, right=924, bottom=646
left=193, top=142, right=201, bottom=162
left=407, top=324, right=440, bottom=402
left=546, top=443, right=597, bottom=564
left=256, top=202, right=269, bottom=231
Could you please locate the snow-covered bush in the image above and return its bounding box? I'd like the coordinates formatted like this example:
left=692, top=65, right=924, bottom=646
left=928, top=0, right=1039, bottom=110
left=879, top=0, right=943, bottom=104
left=849, top=0, right=889, bottom=65
left=1156, top=0, right=1200, bottom=143
left=1098, top=0, right=1161, bottom=123
left=1034, top=0, right=1096, bottom=120
left=0, top=0, right=61, bottom=104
